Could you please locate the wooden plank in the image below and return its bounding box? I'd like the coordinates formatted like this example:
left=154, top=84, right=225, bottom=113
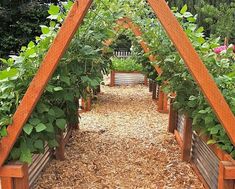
left=0, top=0, right=93, bottom=167
left=219, top=161, right=235, bottom=189
left=1, top=177, right=13, bottom=189
left=0, top=165, right=25, bottom=178
left=182, top=115, right=192, bottom=162
left=174, top=130, right=183, bottom=148
left=168, top=100, right=177, bottom=133
left=222, top=162, right=235, bottom=180
left=126, top=19, right=162, bottom=74
left=158, top=87, right=168, bottom=113
left=13, top=164, right=29, bottom=189
left=147, top=0, right=235, bottom=144
left=110, top=71, right=115, bottom=87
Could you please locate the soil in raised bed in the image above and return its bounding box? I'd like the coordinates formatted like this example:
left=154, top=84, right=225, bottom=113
left=35, top=85, right=204, bottom=189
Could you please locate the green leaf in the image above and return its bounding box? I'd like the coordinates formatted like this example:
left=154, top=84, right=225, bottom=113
left=210, top=127, right=220, bottom=135
left=196, top=27, right=204, bottom=33
left=207, top=139, right=216, bottom=145
left=29, top=118, right=41, bottom=126
left=0, top=68, right=19, bottom=81
left=54, top=87, right=63, bottom=91
left=34, top=140, right=44, bottom=150
left=48, top=5, right=60, bottom=15
left=45, top=123, right=54, bottom=133
left=52, top=107, right=65, bottom=118
left=197, top=37, right=205, bottom=44
left=48, top=109, right=56, bottom=117
left=0, top=126, right=7, bottom=137
left=198, top=109, right=208, bottom=114
left=205, top=116, right=214, bottom=125
left=180, top=5, right=187, bottom=14
left=35, top=123, right=47, bottom=132
left=48, top=139, right=59, bottom=148
left=37, top=103, right=49, bottom=114
left=10, top=148, right=21, bottom=160
left=60, top=76, right=71, bottom=85
left=19, top=140, right=32, bottom=163
left=41, top=25, right=50, bottom=34
left=56, top=119, right=66, bottom=130
left=23, top=124, right=33, bottom=135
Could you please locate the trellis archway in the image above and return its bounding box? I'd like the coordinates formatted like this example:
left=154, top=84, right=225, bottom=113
left=103, top=17, right=168, bottom=113
left=0, top=1, right=234, bottom=188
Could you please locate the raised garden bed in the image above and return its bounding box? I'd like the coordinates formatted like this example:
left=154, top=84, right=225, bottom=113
left=168, top=100, right=235, bottom=189
left=0, top=123, right=76, bottom=189
left=110, top=71, right=147, bottom=86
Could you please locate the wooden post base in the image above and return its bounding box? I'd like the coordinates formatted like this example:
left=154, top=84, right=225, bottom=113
left=81, top=97, right=91, bottom=112
left=219, top=161, right=235, bottom=189
left=157, top=87, right=168, bottom=114
left=0, top=163, right=29, bottom=189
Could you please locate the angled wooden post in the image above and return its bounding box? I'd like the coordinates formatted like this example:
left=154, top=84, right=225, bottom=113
left=147, top=0, right=235, bottom=144
left=0, top=0, right=93, bottom=167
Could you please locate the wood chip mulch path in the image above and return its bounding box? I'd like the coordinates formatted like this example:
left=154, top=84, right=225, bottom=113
left=35, top=85, right=204, bottom=189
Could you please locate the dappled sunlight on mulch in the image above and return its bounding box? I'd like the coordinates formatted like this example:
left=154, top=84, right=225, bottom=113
left=35, top=85, right=204, bottom=189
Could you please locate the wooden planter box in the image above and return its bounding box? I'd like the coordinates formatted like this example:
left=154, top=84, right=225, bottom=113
left=168, top=100, right=235, bottom=189
left=110, top=71, right=147, bottom=86
left=0, top=124, right=75, bottom=189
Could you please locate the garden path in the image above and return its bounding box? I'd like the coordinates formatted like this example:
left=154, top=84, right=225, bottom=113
left=35, top=85, right=204, bottom=189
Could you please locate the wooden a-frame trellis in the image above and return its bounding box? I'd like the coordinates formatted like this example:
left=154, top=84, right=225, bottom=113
left=0, top=0, right=234, bottom=187
left=103, top=17, right=168, bottom=113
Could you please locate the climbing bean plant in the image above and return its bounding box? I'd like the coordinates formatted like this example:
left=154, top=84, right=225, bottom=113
left=0, top=0, right=234, bottom=163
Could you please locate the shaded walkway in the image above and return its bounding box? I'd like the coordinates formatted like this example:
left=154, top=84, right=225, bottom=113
left=35, top=85, right=204, bottom=189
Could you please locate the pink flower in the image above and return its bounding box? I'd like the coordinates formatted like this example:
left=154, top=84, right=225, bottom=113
left=214, top=45, right=227, bottom=54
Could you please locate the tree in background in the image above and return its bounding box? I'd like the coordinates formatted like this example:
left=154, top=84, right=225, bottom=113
left=168, top=0, right=235, bottom=43
left=0, top=0, right=64, bottom=58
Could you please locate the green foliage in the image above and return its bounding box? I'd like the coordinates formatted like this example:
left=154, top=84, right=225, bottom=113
left=0, top=0, right=112, bottom=163
left=168, top=0, right=235, bottom=43
left=0, top=1, right=49, bottom=58
left=147, top=6, right=235, bottom=157
left=111, top=58, right=143, bottom=72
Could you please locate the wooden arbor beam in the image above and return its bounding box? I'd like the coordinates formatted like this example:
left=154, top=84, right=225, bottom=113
left=105, top=17, right=167, bottom=112
left=0, top=0, right=93, bottom=167
left=147, top=0, right=235, bottom=144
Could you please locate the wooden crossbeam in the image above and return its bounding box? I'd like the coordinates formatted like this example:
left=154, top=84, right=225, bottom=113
left=0, top=0, right=93, bottom=167
left=147, top=0, right=235, bottom=144
left=0, top=164, right=26, bottom=178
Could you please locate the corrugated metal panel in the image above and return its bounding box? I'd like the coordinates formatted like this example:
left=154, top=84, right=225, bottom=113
left=29, top=145, right=52, bottom=188
left=192, top=133, right=219, bottom=189
left=115, top=73, right=145, bottom=85
left=177, top=113, right=185, bottom=139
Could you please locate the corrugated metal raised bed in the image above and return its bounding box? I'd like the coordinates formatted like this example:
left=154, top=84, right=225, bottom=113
left=168, top=102, right=235, bottom=189
left=176, top=113, right=185, bottom=140
left=110, top=71, right=147, bottom=86
left=29, top=145, right=52, bottom=188
left=191, top=132, right=219, bottom=189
